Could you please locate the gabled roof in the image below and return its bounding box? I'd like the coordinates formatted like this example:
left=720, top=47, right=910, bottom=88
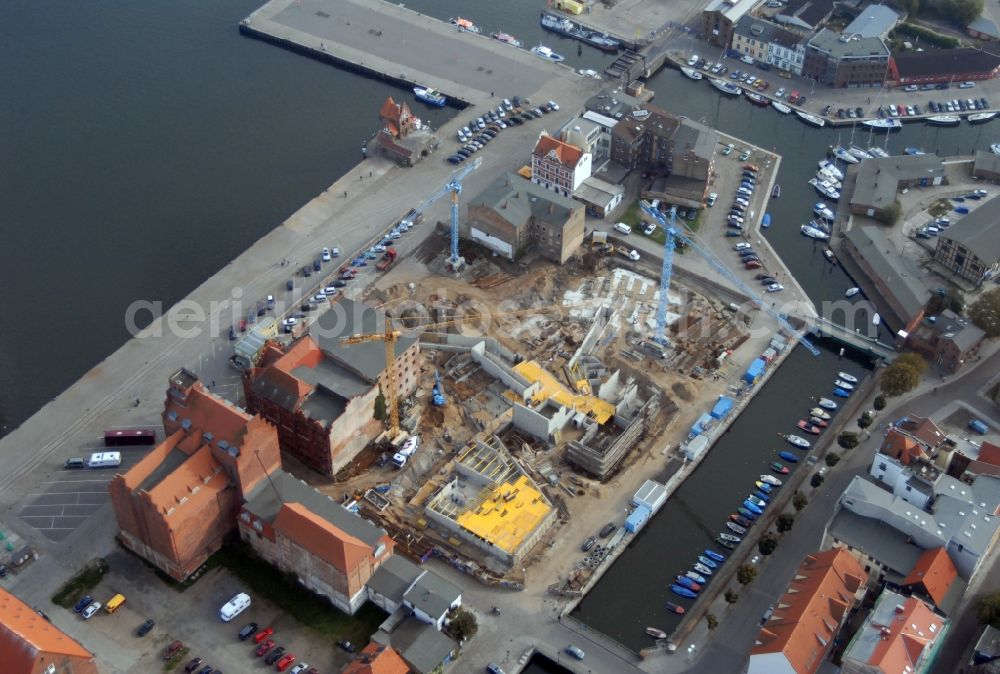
left=273, top=502, right=379, bottom=574
left=0, top=587, right=95, bottom=673
left=938, top=197, right=1000, bottom=265
left=469, top=172, right=581, bottom=230
left=373, top=618, right=456, bottom=674
left=749, top=549, right=865, bottom=674
left=533, top=133, right=584, bottom=167
left=403, top=570, right=462, bottom=620
left=979, top=443, right=1000, bottom=467
left=843, top=5, right=900, bottom=39
left=842, top=590, right=947, bottom=673
left=893, top=48, right=1000, bottom=79
left=779, top=0, right=835, bottom=30
left=901, top=548, right=959, bottom=608
left=844, top=226, right=931, bottom=320
left=343, top=642, right=411, bottom=674
left=367, top=555, right=423, bottom=603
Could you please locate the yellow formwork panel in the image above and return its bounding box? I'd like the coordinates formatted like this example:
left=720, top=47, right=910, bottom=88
left=455, top=475, right=552, bottom=553
left=514, top=360, right=615, bottom=424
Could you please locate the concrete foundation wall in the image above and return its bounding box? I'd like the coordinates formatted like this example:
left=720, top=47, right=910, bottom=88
left=511, top=402, right=568, bottom=441
left=471, top=342, right=530, bottom=394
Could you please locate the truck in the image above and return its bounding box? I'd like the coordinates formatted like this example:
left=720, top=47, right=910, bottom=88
left=969, top=419, right=989, bottom=435
left=376, top=247, right=397, bottom=271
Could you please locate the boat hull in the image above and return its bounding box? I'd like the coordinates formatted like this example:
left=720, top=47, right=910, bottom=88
left=704, top=550, right=726, bottom=562
left=665, top=602, right=686, bottom=614
left=670, top=584, right=697, bottom=598
left=778, top=451, right=800, bottom=463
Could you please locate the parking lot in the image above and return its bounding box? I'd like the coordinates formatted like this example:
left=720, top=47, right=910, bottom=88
left=17, top=450, right=148, bottom=542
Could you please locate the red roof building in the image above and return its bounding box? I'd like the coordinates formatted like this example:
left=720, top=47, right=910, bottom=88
left=899, top=548, right=961, bottom=613
left=373, top=97, right=436, bottom=167
left=342, top=642, right=412, bottom=674
left=110, top=368, right=282, bottom=581
left=531, top=132, right=592, bottom=198
left=878, top=415, right=945, bottom=465
left=748, top=549, right=866, bottom=674
left=841, top=590, right=948, bottom=674
left=0, top=587, right=98, bottom=674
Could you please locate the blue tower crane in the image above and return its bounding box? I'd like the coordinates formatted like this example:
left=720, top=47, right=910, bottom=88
left=402, top=157, right=482, bottom=268
left=639, top=201, right=819, bottom=356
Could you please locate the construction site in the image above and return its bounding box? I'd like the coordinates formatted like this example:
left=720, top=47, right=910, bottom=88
left=285, top=232, right=760, bottom=586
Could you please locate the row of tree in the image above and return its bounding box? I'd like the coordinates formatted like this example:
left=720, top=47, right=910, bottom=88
left=894, top=0, right=984, bottom=27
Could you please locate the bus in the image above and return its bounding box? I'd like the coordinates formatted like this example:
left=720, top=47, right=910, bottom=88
left=104, top=428, right=155, bottom=447
left=105, top=594, right=126, bottom=614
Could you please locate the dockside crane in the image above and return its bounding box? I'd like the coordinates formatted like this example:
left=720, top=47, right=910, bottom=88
left=402, top=157, right=482, bottom=270
left=639, top=200, right=820, bottom=355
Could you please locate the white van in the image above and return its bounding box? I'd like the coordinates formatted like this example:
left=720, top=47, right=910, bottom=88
left=87, top=452, right=122, bottom=468
left=219, top=592, right=251, bottom=622
left=613, top=222, right=631, bottom=235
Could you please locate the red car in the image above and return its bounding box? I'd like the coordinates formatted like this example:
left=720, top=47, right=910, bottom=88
left=276, top=653, right=296, bottom=672
left=254, top=627, right=275, bottom=644
left=256, top=639, right=276, bottom=657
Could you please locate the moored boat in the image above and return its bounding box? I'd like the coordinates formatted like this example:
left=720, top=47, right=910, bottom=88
left=719, top=532, right=742, bottom=543
left=770, top=461, right=790, bottom=474
left=760, top=474, right=783, bottom=486
left=738, top=506, right=758, bottom=520
left=711, top=78, right=742, bottom=96
left=694, top=562, right=714, bottom=576
left=686, top=570, right=707, bottom=584
left=491, top=32, right=522, bottom=47
left=729, top=514, right=752, bottom=528
left=755, top=480, right=773, bottom=493
left=849, top=146, right=873, bottom=160
left=753, top=489, right=771, bottom=502
left=762, top=213, right=772, bottom=228
left=968, top=111, right=997, bottom=124
left=868, top=146, right=890, bottom=158
left=746, top=495, right=767, bottom=508
left=863, top=118, right=902, bottom=130
left=809, top=178, right=841, bottom=200
left=772, top=184, right=780, bottom=198
left=796, top=110, right=826, bottom=127
left=823, top=248, right=836, bottom=262
left=540, top=13, right=620, bottom=51
left=531, top=44, right=565, bottom=62
left=797, top=420, right=821, bottom=435
left=778, top=451, right=800, bottom=463
left=681, top=66, right=703, bottom=81
left=665, top=601, right=687, bottom=614
left=809, top=416, right=829, bottom=428
left=742, top=499, right=764, bottom=515
left=746, top=92, right=769, bottom=106
left=726, top=521, right=747, bottom=535
left=772, top=101, right=792, bottom=114
left=647, top=627, right=667, bottom=639
left=905, top=147, right=926, bottom=156
left=834, top=379, right=855, bottom=390
left=717, top=537, right=737, bottom=550
left=817, top=397, right=838, bottom=410
left=991, top=143, right=1000, bottom=155
left=810, top=407, right=831, bottom=420
left=671, top=584, right=698, bottom=598
left=818, top=160, right=844, bottom=180
left=845, top=287, right=860, bottom=298
left=786, top=434, right=811, bottom=448
left=413, top=86, right=447, bottom=107
left=704, top=549, right=726, bottom=562
left=699, top=554, right=720, bottom=568
left=801, top=224, right=830, bottom=240
left=832, top=146, right=860, bottom=164
left=814, top=202, right=835, bottom=220
left=450, top=17, right=481, bottom=33
left=675, top=575, right=701, bottom=591
left=927, top=115, right=961, bottom=127
left=834, top=387, right=851, bottom=398
left=838, top=371, right=858, bottom=384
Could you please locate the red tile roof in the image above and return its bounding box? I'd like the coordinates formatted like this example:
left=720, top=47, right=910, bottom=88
left=879, top=429, right=927, bottom=465
left=979, top=442, right=1000, bottom=466
left=343, top=642, right=411, bottom=674
left=532, top=133, right=584, bottom=167
left=749, top=549, right=866, bottom=674
left=844, top=593, right=945, bottom=674
left=0, top=587, right=95, bottom=674
left=272, top=502, right=374, bottom=574
left=901, top=548, right=958, bottom=608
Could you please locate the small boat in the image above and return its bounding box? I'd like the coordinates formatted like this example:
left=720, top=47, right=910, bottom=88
left=711, top=78, right=742, bottom=96
left=809, top=178, right=841, bottom=200
left=746, top=495, right=767, bottom=508
left=778, top=451, right=800, bottom=463
left=742, top=499, right=764, bottom=515
left=755, top=481, right=773, bottom=493
left=699, top=555, right=720, bottom=568
left=717, top=537, right=737, bottom=550
left=823, top=248, right=836, bottom=263
left=753, top=490, right=771, bottom=503
left=726, top=521, right=747, bottom=535
left=670, top=584, right=698, bottom=598
left=786, top=434, right=811, bottom=448
left=801, top=224, right=830, bottom=240
left=838, top=372, right=858, bottom=384
left=531, top=45, right=565, bottom=62
left=760, top=474, right=783, bottom=486
left=927, top=115, right=961, bottom=127
left=491, top=32, right=522, bottom=48
left=818, top=160, right=844, bottom=181
left=746, top=92, right=769, bottom=106
left=665, top=602, right=687, bottom=614
left=849, top=146, right=873, bottom=160
left=834, top=387, right=851, bottom=398
left=809, top=416, right=829, bottom=428
left=968, top=111, right=996, bottom=124
left=772, top=101, right=792, bottom=114
left=675, top=575, right=701, bottom=591
left=413, top=86, right=447, bottom=107
left=539, top=13, right=620, bottom=51
left=738, top=506, right=759, bottom=520
left=834, top=379, right=855, bottom=391
left=685, top=570, right=707, bottom=584
left=817, top=168, right=843, bottom=188
left=868, top=146, right=890, bottom=158
left=810, top=407, right=830, bottom=420
left=771, top=182, right=780, bottom=198
left=904, top=147, right=926, bottom=156
left=681, top=66, right=703, bottom=81
left=450, top=17, right=481, bottom=33
left=796, top=110, right=826, bottom=127
left=991, top=143, right=1000, bottom=156
left=762, top=213, right=772, bottom=228
left=814, top=203, right=835, bottom=220
left=832, top=146, right=860, bottom=164
left=845, top=287, right=860, bottom=298
left=817, top=398, right=838, bottom=410
left=863, top=118, right=902, bottom=130
left=647, top=627, right=668, bottom=639
left=728, top=514, right=752, bottom=528
left=770, top=461, right=790, bottom=474
left=873, top=312, right=881, bottom=326
left=797, top=420, right=821, bottom=435
left=719, top=532, right=742, bottom=543
left=704, top=550, right=726, bottom=562
left=694, top=562, right=714, bottom=576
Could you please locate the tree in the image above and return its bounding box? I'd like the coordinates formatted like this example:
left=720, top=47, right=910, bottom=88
left=979, top=593, right=1000, bottom=628
left=948, top=0, right=985, bottom=26
left=811, top=473, right=825, bottom=488
left=759, top=534, right=778, bottom=556
left=838, top=432, right=860, bottom=450
left=706, top=614, right=719, bottom=631
left=737, top=564, right=758, bottom=586
left=857, top=413, right=873, bottom=430
left=880, top=363, right=920, bottom=397
left=725, top=590, right=739, bottom=605
left=446, top=608, right=478, bottom=642
left=927, top=286, right=966, bottom=315
left=825, top=453, right=841, bottom=467
left=880, top=200, right=902, bottom=226
left=776, top=513, right=795, bottom=533
left=969, top=288, right=1000, bottom=338
left=373, top=387, right=387, bottom=422
left=793, top=493, right=809, bottom=511
left=873, top=395, right=886, bottom=411
left=895, top=352, right=928, bottom=375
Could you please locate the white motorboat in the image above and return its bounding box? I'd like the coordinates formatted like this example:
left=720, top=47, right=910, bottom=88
left=810, top=407, right=831, bottom=420
left=868, top=146, right=890, bottom=158
left=710, top=78, right=742, bottom=96
left=837, top=372, right=858, bottom=384
left=862, top=118, right=902, bottom=130
left=816, top=170, right=842, bottom=189
left=817, top=160, right=844, bottom=181
left=759, top=474, right=783, bottom=486
left=968, top=112, right=996, bottom=124
left=831, top=146, right=860, bottom=164
left=926, top=115, right=961, bottom=127
left=801, top=224, right=830, bottom=240
left=873, top=312, right=881, bottom=326
left=818, top=398, right=838, bottom=410
left=834, top=379, right=855, bottom=391
left=845, top=287, right=860, bottom=298
left=772, top=101, right=792, bottom=114
left=992, top=143, right=1000, bottom=156
left=531, top=45, right=565, bottom=62
left=785, top=434, right=811, bottom=449
left=796, top=110, right=825, bottom=127
left=813, top=203, right=835, bottom=220
left=809, top=178, right=841, bottom=200
left=681, top=66, right=703, bottom=81
left=849, top=146, right=873, bottom=160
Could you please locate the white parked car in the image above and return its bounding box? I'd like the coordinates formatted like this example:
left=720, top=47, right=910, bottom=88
left=547, top=99, right=560, bottom=111
left=687, top=54, right=699, bottom=66
left=321, top=247, right=331, bottom=261
left=959, top=81, right=975, bottom=89
left=766, top=283, right=784, bottom=293
left=82, top=602, right=101, bottom=620
left=706, top=192, right=717, bottom=206
left=740, top=54, right=754, bottom=65
left=735, top=242, right=752, bottom=251
left=281, top=318, right=298, bottom=332
left=775, top=87, right=786, bottom=98
left=627, top=249, right=640, bottom=261
left=643, top=222, right=657, bottom=236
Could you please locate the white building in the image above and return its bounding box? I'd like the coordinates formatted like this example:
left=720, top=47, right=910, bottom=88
left=531, top=132, right=592, bottom=198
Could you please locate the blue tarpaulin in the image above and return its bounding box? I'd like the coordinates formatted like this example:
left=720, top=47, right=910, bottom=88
left=690, top=413, right=714, bottom=437
left=625, top=504, right=651, bottom=533
left=711, top=396, right=734, bottom=420
left=744, top=358, right=766, bottom=384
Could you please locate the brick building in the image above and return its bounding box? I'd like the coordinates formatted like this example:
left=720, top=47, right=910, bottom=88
left=239, top=471, right=394, bottom=615
left=110, top=368, right=282, bottom=581
left=0, top=587, right=98, bottom=674
left=701, top=0, right=759, bottom=47
left=465, top=172, right=585, bottom=263
left=530, top=133, right=592, bottom=198
left=373, top=97, right=437, bottom=167
left=933, top=204, right=1000, bottom=286
left=244, top=299, right=420, bottom=476
left=908, top=310, right=986, bottom=373
left=850, top=155, right=946, bottom=221
left=804, top=29, right=889, bottom=88
left=731, top=16, right=807, bottom=75
left=776, top=0, right=835, bottom=32
left=888, top=48, right=1000, bottom=85
left=343, top=643, right=411, bottom=674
